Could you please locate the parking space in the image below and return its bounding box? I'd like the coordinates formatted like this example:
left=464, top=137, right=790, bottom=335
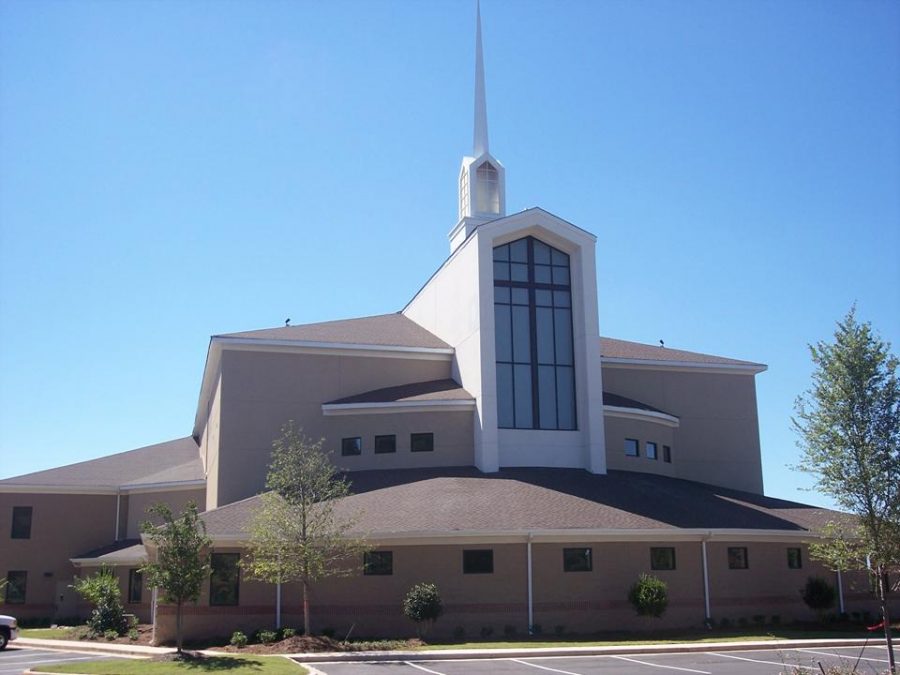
left=306, top=644, right=892, bottom=675
left=0, top=646, right=125, bottom=675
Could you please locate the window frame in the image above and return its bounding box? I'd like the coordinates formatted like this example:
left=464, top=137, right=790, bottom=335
left=4, top=570, right=27, bottom=604
left=209, top=552, right=240, bottom=606
left=128, top=568, right=143, bottom=604
left=374, top=434, right=396, bottom=454
left=341, top=437, right=362, bottom=457
left=787, top=547, right=802, bottom=569
left=650, top=547, right=676, bottom=571
left=363, top=550, right=394, bottom=576
left=728, top=546, right=749, bottom=570
left=663, top=445, right=672, bottom=463
left=410, top=432, right=434, bottom=453
left=11, top=506, right=32, bottom=539
left=624, top=438, right=640, bottom=457
left=646, top=441, right=658, bottom=460
left=462, top=549, right=494, bottom=574
left=563, top=547, right=593, bottom=572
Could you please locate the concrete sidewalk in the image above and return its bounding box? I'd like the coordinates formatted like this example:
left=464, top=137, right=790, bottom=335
left=16, top=636, right=176, bottom=657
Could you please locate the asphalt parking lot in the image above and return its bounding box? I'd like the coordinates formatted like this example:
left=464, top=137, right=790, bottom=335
left=306, top=644, right=893, bottom=675
left=0, top=646, right=124, bottom=675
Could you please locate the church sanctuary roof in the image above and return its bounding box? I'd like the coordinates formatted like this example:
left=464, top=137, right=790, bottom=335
left=199, top=468, right=846, bottom=541
left=325, top=379, right=473, bottom=405
left=0, top=437, right=204, bottom=492
left=600, top=336, right=766, bottom=371
left=216, top=313, right=451, bottom=350
left=71, top=539, right=147, bottom=566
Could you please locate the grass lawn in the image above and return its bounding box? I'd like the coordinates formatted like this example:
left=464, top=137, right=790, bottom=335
left=19, top=628, right=80, bottom=640
left=33, top=655, right=307, bottom=674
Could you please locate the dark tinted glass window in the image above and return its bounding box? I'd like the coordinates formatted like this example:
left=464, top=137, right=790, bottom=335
left=625, top=439, right=639, bottom=457
left=646, top=442, right=658, bottom=460
left=210, top=553, right=240, bottom=606
left=663, top=445, right=672, bottom=463
left=374, top=435, right=396, bottom=454
left=363, top=551, right=393, bottom=576
left=463, top=549, right=493, bottom=574
left=341, top=437, right=362, bottom=456
left=787, top=548, right=802, bottom=569
left=5, top=571, right=26, bottom=603
left=11, top=506, right=32, bottom=539
left=411, top=433, right=434, bottom=452
left=128, top=569, right=143, bottom=604
left=563, top=548, right=592, bottom=572
left=650, top=547, right=676, bottom=570
left=728, top=547, right=749, bottom=569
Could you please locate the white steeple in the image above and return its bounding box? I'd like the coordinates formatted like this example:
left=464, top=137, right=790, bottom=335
left=449, top=0, right=506, bottom=252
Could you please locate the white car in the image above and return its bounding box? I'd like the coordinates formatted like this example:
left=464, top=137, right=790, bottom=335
left=0, top=615, right=18, bottom=650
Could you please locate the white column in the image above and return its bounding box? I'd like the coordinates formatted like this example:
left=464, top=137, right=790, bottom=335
left=836, top=570, right=845, bottom=614
left=701, top=539, right=711, bottom=622
left=276, top=581, right=282, bottom=629
left=526, top=534, right=534, bottom=633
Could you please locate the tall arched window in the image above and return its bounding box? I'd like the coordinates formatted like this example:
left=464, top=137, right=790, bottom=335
left=493, top=236, right=576, bottom=430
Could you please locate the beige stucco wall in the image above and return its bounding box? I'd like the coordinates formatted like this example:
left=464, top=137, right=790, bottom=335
left=601, top=366, right=764, bottom=493
left=125, top=488, right=206, bottom=539
left=213, top=349, right=468, bottom=507
left=0, top=493, right=117, bottom=619
left=201, top=375, right=222, bottom=511
left=603, top=416, right=676, bottom=476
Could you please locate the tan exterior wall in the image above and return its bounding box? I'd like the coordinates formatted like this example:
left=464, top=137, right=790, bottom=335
left=201, top=375, right=222, bottom=511
left=125, top=488, right=206, bottom=539
left=603, top=417, right=676, bottom=477
left=214, top=350, right=466, bottom=507
left=601, top=366, right=764, bottom=493
left=0, top=493, right=117, bottom=619
left=72, top=565, right=152, bottom=623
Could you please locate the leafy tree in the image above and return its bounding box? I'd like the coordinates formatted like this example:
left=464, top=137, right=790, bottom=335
left=801, top=576, right=836, bottom=623
left=244, top=422, right=367, bottom=636
left=71, top=566, right=127, bottom=636
left=140, top=501, right=211, bottom=653
left=793, top=306, right=899, bottom=673
left=402, top=582, right=444, bottom=637
left=627, top=573, right=668, bottom=618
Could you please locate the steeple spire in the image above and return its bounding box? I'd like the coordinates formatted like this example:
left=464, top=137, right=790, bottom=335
left=473, top=0, right=489, bottom=157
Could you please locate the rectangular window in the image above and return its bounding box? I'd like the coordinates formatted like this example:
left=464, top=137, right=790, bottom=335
left=4, top=571, right=26, bottom=604
left=563, top=547, right=592, bottom=572
left=646, top=442, right=658, bottom=460
left=728, top=547, right=749, bottom=570
left=787, top=548, right=802, bottom=569
left=411, top=433, right=434, bottom=453
left=650, top=547, right=676, bottom=570
left=210, top=553, right=240, bottom=606
left=128, top=569, right=143, bottom=604
left=463, top=549, right=493, bottom=574
left=11, top=506, right=32, bottom=539
left=663, top=445, right=672, bottom=463
left=374, top=435, right=396, bottom=454
left=625, top=438, right=639, bottom=457
left=341, top=437, right=362, bottom=456
left=363, top=551, right=393, bottom=576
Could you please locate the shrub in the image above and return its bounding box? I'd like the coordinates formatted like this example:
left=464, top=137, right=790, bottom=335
left=282, top=627, right=296, bottom=639
left=627, top=573, right=669, bottom=618
left=257, top=629, right=278, bottom=644
left=402, top=583, right=443, bottom=636
left=71, top=567, right=127, bottom=637
left=127, top=628, right=139, bottom=641
left=103, top=629, right=119, bottom=641
left=230, top=631, right=248, bottom=648
left=801, top=577, right=836, bottom=621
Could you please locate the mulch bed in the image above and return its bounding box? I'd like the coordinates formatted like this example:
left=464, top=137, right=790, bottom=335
left=218, top=635, right=424, bottom=654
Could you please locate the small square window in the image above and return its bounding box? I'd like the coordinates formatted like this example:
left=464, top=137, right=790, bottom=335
left=363, top=551, right=393, bottom=576
left=128, top=569, right=143, bottom=604
left=4, top=571, right=27, bottom=604
left=787, top=548, right=802, bottom=569
left=411, top=433, right=434, bottom=453
left=210, top=553, right=240, bottom=606
left=563, top=548, right=592, bottom=572
left=341, top=437, right=362, bottom=456
left=728, top=547, right=749, bottom=570
left=650, top=547, right=676, bottom=570
left=374, top=435, right=396, bottom=454
left=463, top=549, right=493, bottom=574
left=624, top=438, right=639, bottom=457
left=11, top=506, right=32, bottom=539
left=663, top=445, right=672, bottom=463
left=646, top=442, right=658, bottom=460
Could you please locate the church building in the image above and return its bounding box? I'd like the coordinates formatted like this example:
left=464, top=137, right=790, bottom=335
left=1, top=6, right=886, bottom=642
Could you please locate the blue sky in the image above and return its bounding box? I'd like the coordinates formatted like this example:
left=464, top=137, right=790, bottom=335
left=1, top=0, right=897, bottom=509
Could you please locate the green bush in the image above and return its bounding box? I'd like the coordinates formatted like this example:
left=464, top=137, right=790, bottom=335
left=402, top=583, right=443, bottom=635
left=801, top=577, right=836, bottom=621
left=257, top=629, right=278, bottom=644
left=282, top=627, right=296, bottom=639
left=71, top=567, right=127, bottom=637
left=230, top=631, right=248, bottom=648
left=103, top=629, right=119, bottom=641
left=127, top=628, right=139, bottom=641
left=627, top=573, right=669, bottom=618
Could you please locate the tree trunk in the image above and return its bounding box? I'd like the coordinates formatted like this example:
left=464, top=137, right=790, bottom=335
left=176, top=600, right=183, bottom=654
left=880, top=573, right=896, bottom=674
left=303, top=579, right=310, bottom=637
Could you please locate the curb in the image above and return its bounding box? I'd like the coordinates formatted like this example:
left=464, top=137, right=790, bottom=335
left=17, top=636, right=175, bottom=657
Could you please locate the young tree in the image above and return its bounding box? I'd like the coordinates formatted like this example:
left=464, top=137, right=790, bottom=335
left=140, top=502, right=211, bottom=654
left=244, top=422, right=367, bottom=636
left=402, top=582, right=443, bottom=637
left=627, top=573, right=669, bottom=618
left=71, top=566, right=127, bottom=636
left=793, top=307, right=899, bottom=673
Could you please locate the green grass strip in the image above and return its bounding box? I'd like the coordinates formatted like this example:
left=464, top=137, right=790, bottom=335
left=33, top=654, right=307, bottom=674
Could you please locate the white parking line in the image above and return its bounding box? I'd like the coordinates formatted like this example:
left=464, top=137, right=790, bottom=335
left=609, top=655, right=711, bottom=674
left=511, top=658, right=583, bottom=674
left=404, top=662, right=446, bottom=675
left=797, top=648, right=891, bottom=664
left=707, top=651, right=818, bottom=671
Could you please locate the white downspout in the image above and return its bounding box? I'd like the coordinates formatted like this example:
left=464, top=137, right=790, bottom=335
left=526, top=534, right=534, bottom=634
left=115, top=489, right=121, bottom=541
left=836, top=570, right=845, bottom=614
left=701, top=537, right=711, bottom=623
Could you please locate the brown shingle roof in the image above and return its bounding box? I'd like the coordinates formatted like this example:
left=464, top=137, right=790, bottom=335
left=72, top=539, right=146, bottom=564
left=0, top=437, right=203, bottom=490
left=217, top=313, right=450, bottom=350
left=200, top=468, right=846, bottom=539
left=602, top=392, right=673, bottom=416
left=326, top=379, right=473, bottom=405
left=600, top=337, right=763, bottom=368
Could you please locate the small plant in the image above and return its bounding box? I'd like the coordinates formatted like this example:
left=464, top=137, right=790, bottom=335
left=257, top=629, right=278, bottom=644
left=452, top=626, right=466, bottom=641
left=554, top=624, right=565, bottom=637
left=127, top=628, right=139, bottom=641
left=480, top=626, right=494, bottom=638
left=801, top=577, right=836, bottom=622
left=230, top=631, right=248, bottom=648
left=103, top=629, right=119, bottom=641
left=402, top=583, right=443, bottom=637
left=71, top=567, right=127, bottom=637
left=503, top=624, right=516, bottom=638
left=627, top=573, right=669, bottom=618
left=282, top=627, right=296, bottom=639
